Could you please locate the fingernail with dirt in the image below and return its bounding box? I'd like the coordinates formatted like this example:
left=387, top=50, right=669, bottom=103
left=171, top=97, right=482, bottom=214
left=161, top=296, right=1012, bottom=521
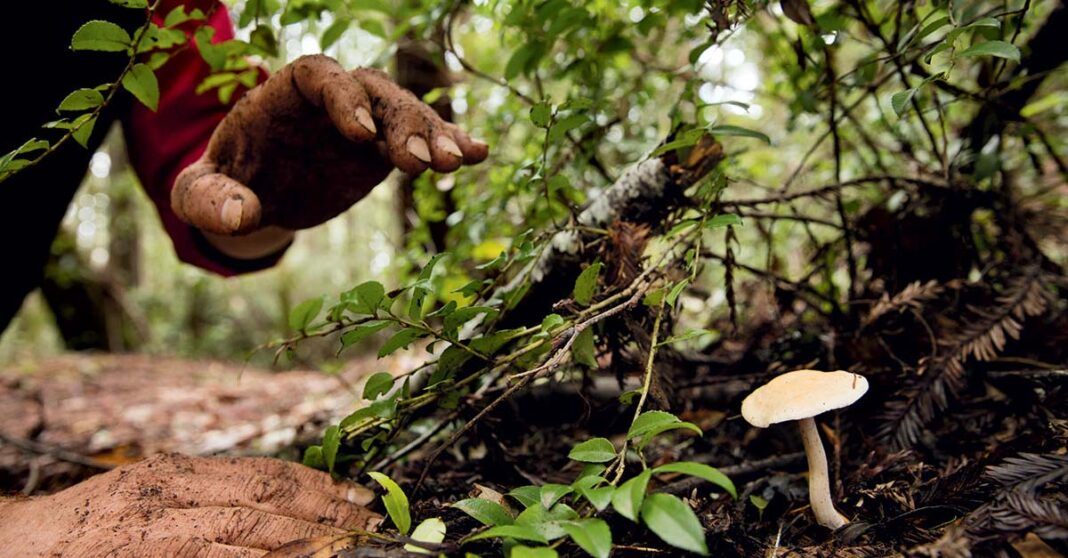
left=407, top=136, right=431, bottom=163
left=221, top=197, right=244, bottom=232
left=436, top=135, right=463, bottom=159
left=354, top=107, right=376, bottom=135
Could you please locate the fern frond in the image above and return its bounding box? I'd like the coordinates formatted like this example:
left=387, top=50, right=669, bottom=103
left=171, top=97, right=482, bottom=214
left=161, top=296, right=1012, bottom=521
left=986, top=453, right=1068, bottom=492
left=879, top=267, right=1051, bottom=448
left=864, top=279, right=943, bottom=327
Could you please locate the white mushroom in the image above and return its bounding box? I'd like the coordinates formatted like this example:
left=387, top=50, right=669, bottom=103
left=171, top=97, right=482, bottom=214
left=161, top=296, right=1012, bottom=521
left=741, top=369, right=869, bottom=529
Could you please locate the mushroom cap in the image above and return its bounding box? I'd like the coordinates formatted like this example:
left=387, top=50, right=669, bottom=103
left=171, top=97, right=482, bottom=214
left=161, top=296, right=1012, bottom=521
left=741, top=369, right=868, bottom=428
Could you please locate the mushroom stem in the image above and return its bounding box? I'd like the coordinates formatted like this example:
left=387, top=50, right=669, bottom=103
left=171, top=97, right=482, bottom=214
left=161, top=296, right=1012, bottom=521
left=797, top=417, right=848, bottom=529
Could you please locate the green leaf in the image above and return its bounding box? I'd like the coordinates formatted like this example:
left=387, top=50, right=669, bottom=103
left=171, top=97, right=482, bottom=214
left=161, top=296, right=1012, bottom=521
left=572, top=262, right=602, bottom=306
left=891, top=88, right=918, bottom=117
left=378, top=327, right=424, bottom=358
left=109, top=0, right=148, bottom=7
left=71, top=114, right=98, bottom=148
left=640, top=493, right=709, bottom=555
left=164, top=5, right=207, bottom=27
left=573, top=477, right=613, bottom=511
left=627, top=410, right=699, bottom=439
left=453, top=498, right=515, bottom=526
left=444, top=306, right=498, bottom=337
left=643, top=287, right=665, bottom=308
left=568, top=438, right=616, bottom=463
left=367, top=472, right=411, bottom=535
left=539, top=484, right=573, bottom=509
left=548, top=113, right=588, bottom=143
left=749, top=494, right=769, bottom=519
left=504, top=43, right=539, bottom=80
left=404, top=517, right=446, bottom=554
left=417, top=252, right=447, bottom=281
left=289, top=297, right=323, bottom=332
left=652, top=462, right=736, bottom=498
left=302, top=445, right=325, bottom=469
left=667, top=280, right=689, bottom=308
left=627, top=411, right=702, bottom=449
left=465, top=524, right=547, bottom=544
left=122, top=63, right=160, bottom=111
left=508, top=486, right=542, bottom=508
left=340, top=320, right=390, bottom=348
left=705, top=214, right=742, bottom=228
left=320, top=18, right=350, bottom=50
left=571, top=327, right=597, bottom=368
left=915, top=15, right=951, bottom=42
left=516, top=503, right=577, bottom=540
left=71, top=20, right=132, bottom=52
left=963, top=17, right=1001, bottom=30
left=650, top=128, right=705, bottom=157
left=322, top=425, right=340, bottom=472
left=541, top=314, right=564, bottom=332
left=510, top=545, right=558, bottom=558
left=531, top=102, right=552, bottom=128
left=706, top=124, right=770, bottom=144
left=349, top=280, right=385, bottom=314
left=57, top=89, right=104, bottom=113
left=362, top=372, right=394, bottom=400
left=562, top=519, right=612, bottom=558
left=1021, top=91, right=1068, bottom=118
left=249, top=25, right=278, bottom=57
left=611, top=469, right=651, bottom=521
left=957, top=40, right=1021, bottom=63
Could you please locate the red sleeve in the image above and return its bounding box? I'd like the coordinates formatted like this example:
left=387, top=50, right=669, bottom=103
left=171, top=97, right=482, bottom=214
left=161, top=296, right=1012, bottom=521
left=122, top=1, right=282, bottom=276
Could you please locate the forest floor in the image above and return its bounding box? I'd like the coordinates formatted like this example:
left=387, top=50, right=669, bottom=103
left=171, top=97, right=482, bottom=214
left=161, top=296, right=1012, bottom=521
left=0, top=353, right=401, bottom=494
left=1, top=348, right=1064, bottom=557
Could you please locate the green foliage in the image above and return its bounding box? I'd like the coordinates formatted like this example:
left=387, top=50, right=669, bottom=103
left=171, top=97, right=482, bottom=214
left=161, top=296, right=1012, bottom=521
left=652, top=462, right=736, bottom=498
left=466, top=525, right=547, bottom=544
left=567, top=438, right=616, bottom=463
left=71, top=21, right=132, bottom=52
left=367, top=471, right=411, bottom=535
left=453, top=498, right=515, bottom=526
left=749, top=494, right=769, bottom=520
left=572, top=263, right=602, bottom=306
left=361, top=372, right=394, bottom=400
left=639, top=493, right=709, bottom=555
left=322, top=424, right=340, bottom=473
left=121, top=63, right=160, bottom=111
left=611, top=469, right=651, bottom=521
left=561, top=518, right=611, bottom=558
left=288, top=297, right=323, bottom=333
left=57, top=89, right=105, bottom=113
left=627, top=411, right=702, bottom=449
left=405, top=517, right=446, bottom=554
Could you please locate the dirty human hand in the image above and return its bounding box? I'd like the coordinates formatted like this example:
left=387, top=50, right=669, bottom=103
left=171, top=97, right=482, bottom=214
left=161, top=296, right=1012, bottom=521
left=0, top=453, right=380, bottom=557
left=172, top=54, right=488, bottom=239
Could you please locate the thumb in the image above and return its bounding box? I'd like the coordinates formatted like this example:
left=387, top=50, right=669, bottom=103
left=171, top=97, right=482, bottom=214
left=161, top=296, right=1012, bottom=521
left=172, top=161, right=263, bottom=235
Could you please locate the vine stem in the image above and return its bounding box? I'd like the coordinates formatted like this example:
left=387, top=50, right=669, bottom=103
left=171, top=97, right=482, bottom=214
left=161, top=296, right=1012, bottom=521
left=610, top=296, right=666, bottom=484
left=2, top=1, right=161, bottom=183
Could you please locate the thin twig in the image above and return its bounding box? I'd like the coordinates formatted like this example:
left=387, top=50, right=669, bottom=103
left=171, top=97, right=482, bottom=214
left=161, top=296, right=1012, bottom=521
left=0, top=432, right=114, bottom=471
